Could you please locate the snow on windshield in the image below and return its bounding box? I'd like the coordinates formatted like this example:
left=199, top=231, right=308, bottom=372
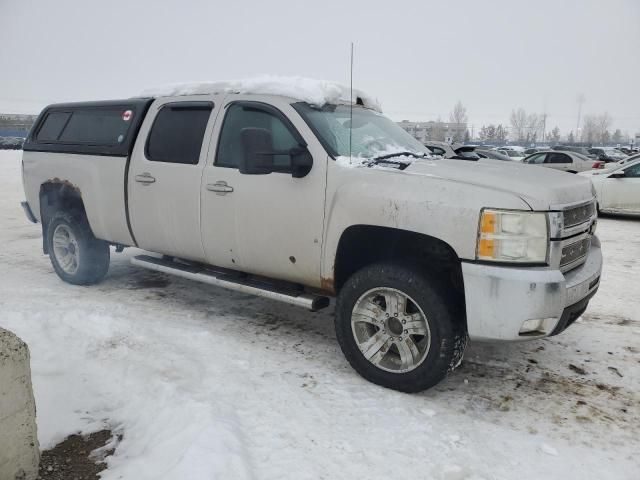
left=294, top=103, right=431, bottom=168
left=140, top=75, right=381, bottom=111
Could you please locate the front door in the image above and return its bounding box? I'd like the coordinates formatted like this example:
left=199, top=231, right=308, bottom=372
left=200, top=96, right=327, bottom=287
left=128, top=98, right=218, bottom=261
left=602, top=163, right=640, bottom=213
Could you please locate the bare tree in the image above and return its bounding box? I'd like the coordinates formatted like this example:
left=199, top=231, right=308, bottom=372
left=479, top=124, right=496, bottom=141
left=596, top=113, right=612, bottom=144
left=525, top=114, right=544, bottom=143
left=548, top=126, right=561, bottom=144
left=449, top=101, right=468, bottom=142
left=429, top=119, right=446, bottom=142
left=581, top=113, right=612, bottom=144
left=567, top=131, right=575, bottom=144
left=449, top=101, right=468, bottom=124
left=510, top=108, right=528, bottom=142
left=495, top=124, right=509, bottom=142
left=612, top=129, right=623, bottom=144
left=581, top=116, right=598, bottom=144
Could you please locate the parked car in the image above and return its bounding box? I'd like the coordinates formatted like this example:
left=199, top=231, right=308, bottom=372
left=588, top=147, right=628, bottom=163
left=496, top=149, right=525, bottom=161
left=423, top=141, right=480, bottom=160
left=0, top=136, right=25, bottom=150
left=20, top=78, right=601, bottom=392
left=476, top=149, right=512, bottom=161
left=597, top=153, right=640, bottom=171
left=522, top=151, right=603, bottom=173
left=552, top=145, right=597, bottom=159
left=524, top=147, right=552, bottom=155
left=616, top=147, right=634, bottom=156
left=425, top=142, right=506, bottom=162
left=613, top=153, right=640, bottom=168
left=580, top=158, right=640, bottom=215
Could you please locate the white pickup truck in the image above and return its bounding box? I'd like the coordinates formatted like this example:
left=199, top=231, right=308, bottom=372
left=20, top=78, right=602, bottom=392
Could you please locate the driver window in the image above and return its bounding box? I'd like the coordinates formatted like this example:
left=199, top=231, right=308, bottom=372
left=527, top=153, right=545, bottom=164
left=623, top=163, right=640, bottom=178
left=216, top=103, right=299, bottom=169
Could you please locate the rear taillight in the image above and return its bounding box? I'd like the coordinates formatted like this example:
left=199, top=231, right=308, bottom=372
left=592, top=161, right=604, bottom=169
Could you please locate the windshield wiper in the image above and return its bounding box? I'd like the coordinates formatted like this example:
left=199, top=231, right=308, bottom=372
left=371, top=151, right=428, bottom=162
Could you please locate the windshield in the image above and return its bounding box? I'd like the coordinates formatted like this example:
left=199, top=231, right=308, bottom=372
left=293, top=103, right=429, bottom=160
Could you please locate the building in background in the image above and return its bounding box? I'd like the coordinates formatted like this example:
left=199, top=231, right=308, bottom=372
left=397, top=120, right=467, bottom=144
left=0, top=114, right=37, bottom=138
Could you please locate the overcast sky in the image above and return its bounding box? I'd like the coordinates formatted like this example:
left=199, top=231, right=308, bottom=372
left=1, top=0, right=639, bottom=135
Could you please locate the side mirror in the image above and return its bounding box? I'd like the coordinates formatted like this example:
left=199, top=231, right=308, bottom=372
left=239, top=127, right=313, bottom=178
left=290, top=146, right=313, bottom=178
left=609, top=171, right=625, bottom=179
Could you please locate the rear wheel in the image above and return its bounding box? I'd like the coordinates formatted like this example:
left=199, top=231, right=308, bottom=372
left=335, top=262, right=467, bottom=392
left=46, top=210, right=110, bottom=285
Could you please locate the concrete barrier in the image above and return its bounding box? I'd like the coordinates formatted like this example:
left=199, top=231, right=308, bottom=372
left=0, top=328, right=39, bottom=480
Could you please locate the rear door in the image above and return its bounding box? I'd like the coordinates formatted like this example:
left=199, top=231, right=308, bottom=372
left=128, top=97, right=219, bottom=261
left=544, top=152, right=571, bottom=171
left=200, top=95, right=327, bottom=286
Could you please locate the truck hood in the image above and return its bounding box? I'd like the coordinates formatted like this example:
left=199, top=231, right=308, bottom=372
left=404, top=158, right=594, bottom=210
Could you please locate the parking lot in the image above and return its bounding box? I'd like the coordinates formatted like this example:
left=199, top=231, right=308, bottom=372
left=0, top=150, right=638, bottom=479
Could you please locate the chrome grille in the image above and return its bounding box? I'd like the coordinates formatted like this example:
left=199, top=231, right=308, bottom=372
left=563, top=202, right=596, bottom=228
left=561, top=237, right=591, bottom=268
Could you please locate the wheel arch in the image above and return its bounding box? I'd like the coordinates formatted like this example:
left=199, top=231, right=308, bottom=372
left=330, top=224, right=466, bottom=329
left=39, top=181, right=87, bottom=254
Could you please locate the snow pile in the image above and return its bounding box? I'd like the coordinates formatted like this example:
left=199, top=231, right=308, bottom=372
left=140, top=75, right=381, bottom=111
left=336, top=154, right=420, bottom=169
left=335, top=146, right=434, bottom=169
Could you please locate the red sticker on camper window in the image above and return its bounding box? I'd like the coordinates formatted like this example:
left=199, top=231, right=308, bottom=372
left=122, top=110, right=133, bottom=121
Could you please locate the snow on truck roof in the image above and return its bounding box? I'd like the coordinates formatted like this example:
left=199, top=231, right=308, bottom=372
left=139, top=75, right=382, bottom=112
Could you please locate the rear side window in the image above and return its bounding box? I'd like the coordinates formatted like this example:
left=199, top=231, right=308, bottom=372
left=146, top=103, right=212, bottom=165
left=24, top=98, right=153, bottom=157
left=546, top=153, right=570, bottom=164
left=58, top=109, right=131, bottom=145
left=37, top=112, right=71, bottom=142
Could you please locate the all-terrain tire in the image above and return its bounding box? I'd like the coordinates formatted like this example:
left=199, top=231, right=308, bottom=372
left=46, top=210, right=110, bottom=285
left=335, top=262, right=467, bottom=393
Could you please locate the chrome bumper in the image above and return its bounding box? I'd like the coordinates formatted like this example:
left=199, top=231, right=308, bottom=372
left=461, top=236, right=602, bottom=341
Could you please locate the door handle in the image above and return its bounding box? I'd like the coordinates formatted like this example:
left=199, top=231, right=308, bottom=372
left=135, top=173, right=156, bottom=184
left=207, top=181, right=234, bottom=195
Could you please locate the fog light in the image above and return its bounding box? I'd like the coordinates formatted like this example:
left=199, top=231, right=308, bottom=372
left=519, top=318, right=557, bottom=335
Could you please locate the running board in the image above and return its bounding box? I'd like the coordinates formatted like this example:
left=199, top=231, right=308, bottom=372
left=131, top=255, right=330, bottom=311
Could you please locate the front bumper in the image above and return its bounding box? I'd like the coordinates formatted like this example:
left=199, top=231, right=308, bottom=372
left=461, top=236, right=602, bottom=341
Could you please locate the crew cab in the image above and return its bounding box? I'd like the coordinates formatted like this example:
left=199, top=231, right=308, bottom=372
left=20, top=78, right=602, bottom=392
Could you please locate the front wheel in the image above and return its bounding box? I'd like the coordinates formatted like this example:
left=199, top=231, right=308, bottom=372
left=335, top=263, right=467, bottom=392
left=46, top=210, right=110, bottom=285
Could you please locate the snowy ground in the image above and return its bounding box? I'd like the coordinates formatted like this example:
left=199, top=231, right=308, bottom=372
left=0, top=150, right=638, bottom=480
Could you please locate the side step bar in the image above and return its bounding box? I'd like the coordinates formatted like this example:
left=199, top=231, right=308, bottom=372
left=131, top=255, right=330, bottom=312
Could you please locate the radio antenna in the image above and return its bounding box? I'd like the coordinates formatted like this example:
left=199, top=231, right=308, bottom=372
left=349, top=42, right=354, bottom=165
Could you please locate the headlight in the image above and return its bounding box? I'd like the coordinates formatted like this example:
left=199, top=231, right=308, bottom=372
left=476, top=209, right=549, bottom=263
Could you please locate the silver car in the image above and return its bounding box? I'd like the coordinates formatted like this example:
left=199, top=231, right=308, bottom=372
left=522, top=150, right=602, bottom=173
